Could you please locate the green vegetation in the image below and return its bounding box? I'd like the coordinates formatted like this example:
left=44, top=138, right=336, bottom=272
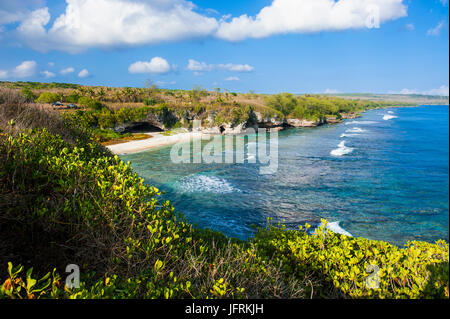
left=255, top=221, right=448, bottom=298
left=37, top=92, right=61, bottom=104
left=0, top=89, right=448, bottom=299
left=265, top=93, right=416, bottom=121
left=0, top=81, right=80, bottom=90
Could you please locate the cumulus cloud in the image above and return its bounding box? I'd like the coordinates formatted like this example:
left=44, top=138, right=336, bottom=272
left=60, top=67, right=75, bottom=75
left=16, top=0, right=219, bottom=52
left=427, top=20, right=446, bottom=36
left=390, top=85, right=449, bottom=96
left=0, top=0, right=44, bottom=25
left=187, top=59, right=214, bottom=72
left=187, top=59, right=254, bottom=73
left=12, top=60, right=37, bottom=78
left=12, top=0, right=409, bottom=51
left=225, top=76, right=240, bottom=81
left=218, top=63, right=254, bottom=72
left=216, top=0, right=408, bottom=41
left=0, top=61, right=37, bottom=79
left=78, top=69, right=89, bottom=78
left=155, top=80, right=177, bottom=86
left=423, top=85, right=449, bottom=96
left=41, top=70, right=55, bottom=78
left=129, top=57, right=173, bottom=74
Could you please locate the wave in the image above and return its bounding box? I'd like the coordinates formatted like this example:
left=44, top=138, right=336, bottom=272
left=388, top=111, right=394, bottom=114
left=345, top=120, right=378, bottom=125
left=346, top=127, right=366, bottom=133
left=178, top=175, right=241, bottom=194
left=319, top=221, right=353, bottom=237
left=340, top=133, right=360, bottom=138
left=330, top=141, right=354, bottom=156
left=383, top=114, right=398, bottom=121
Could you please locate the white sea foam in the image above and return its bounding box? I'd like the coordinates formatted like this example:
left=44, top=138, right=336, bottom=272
left=346, top=127, right=366, bottom=133
left=319, top=221, right=353, bottom=237
left=388, top=111, right=394, bottom=114
left=178, top=175, right=240, bottom=194
left=330, top=141, right=354, bottom=156
left=383, top=114, right=398, bottom=121
left=345, top=120, right=378, bottom=125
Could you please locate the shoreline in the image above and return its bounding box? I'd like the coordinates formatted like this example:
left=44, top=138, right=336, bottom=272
left=107, top=131, right=208, bottom=155
left=106, top=105, right=427, bottom=155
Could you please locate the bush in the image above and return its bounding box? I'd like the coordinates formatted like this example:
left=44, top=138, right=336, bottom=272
left=65, top=92, right=80, bottom=104
left=21, top=88, right=37, bottom=102
left=254, top=220, right=449, bottom=299
left=36, top=92, right=60, bottom=104
left=143, top=98, right=156, bottom=106
left=78, top=97, right=105, bottom=111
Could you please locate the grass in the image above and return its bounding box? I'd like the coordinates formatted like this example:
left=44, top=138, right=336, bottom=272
left=100, top=133, right=152, bottom=146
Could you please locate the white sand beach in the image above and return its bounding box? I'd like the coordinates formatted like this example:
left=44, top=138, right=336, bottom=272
left=106, top=132, right=207, bottom=155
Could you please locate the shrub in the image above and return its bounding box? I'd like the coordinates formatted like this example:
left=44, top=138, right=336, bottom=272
left=36, top=92, right=60, bottom=104
left=254, top=220, right=449, bottom=299
left=143, top=98, right=157, bottom=106
left=21, top=88, right=37, bottom=102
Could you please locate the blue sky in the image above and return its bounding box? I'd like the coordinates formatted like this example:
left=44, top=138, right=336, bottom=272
left=0, top=0, right=448, bottom=95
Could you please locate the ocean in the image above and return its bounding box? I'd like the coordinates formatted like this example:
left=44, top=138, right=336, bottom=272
left=121, top=106, right=449, bottom=246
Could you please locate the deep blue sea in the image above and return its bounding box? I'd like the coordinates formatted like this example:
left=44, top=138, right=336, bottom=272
left=121, top=106, right=449, bottom=246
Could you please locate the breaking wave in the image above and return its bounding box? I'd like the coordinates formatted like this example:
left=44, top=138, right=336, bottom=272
left=330, top=141, right=354, bottom=156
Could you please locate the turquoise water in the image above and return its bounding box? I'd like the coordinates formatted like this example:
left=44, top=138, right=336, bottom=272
left=121, top=106, right=449, bottom=246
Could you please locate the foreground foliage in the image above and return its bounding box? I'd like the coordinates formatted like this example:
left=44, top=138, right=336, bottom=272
left=0, top=127, right=448, bottom=299
left=255, top=222, right=448, bottom=299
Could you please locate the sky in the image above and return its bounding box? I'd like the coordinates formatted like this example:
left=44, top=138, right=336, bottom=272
left=0, top=0, right=448, bottom=95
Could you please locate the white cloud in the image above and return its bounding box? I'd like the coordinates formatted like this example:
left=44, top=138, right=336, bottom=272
left=16, top=0, right=219, bottom=52
left=11, top=0, right=409, bottom=52
left=423, top=85, right=449, bottom=96
left=12, top=60, right=37, bottom=78
left=155, top=80, right=177, bottom=86
left=216, top=0, right=408, bottom=41
left=0, top=0, right=44, bottom=25
left=78, top=69, right=89, bottom=78
left=60, top=67, right=75, bottom=75
left=427, top=20, right=446, bottom=36
left=389, top=85, right=449, bottom=96
left=0, top=70, right=8, bottom=79
left=187, top=59, right=254, bottom=73
left=225, top=76, right=240, bottom=81
left=48, top=62, right=55, bottom=67
left=129, top=57, right=172, bottom=74
left=187, top=59, right=214, bottom=72
left=324, top=88, right=340, bottom=94
left=218, top=63, right=254, bottom=72
left=41, top=70, right=55, bottom=78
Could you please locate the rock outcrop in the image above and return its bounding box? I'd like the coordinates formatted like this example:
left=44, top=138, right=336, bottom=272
left=112, top=108, right=356, bottom=136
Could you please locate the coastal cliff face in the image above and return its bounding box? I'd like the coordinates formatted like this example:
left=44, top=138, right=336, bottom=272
left=112, top=108, right=362, bottom=135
